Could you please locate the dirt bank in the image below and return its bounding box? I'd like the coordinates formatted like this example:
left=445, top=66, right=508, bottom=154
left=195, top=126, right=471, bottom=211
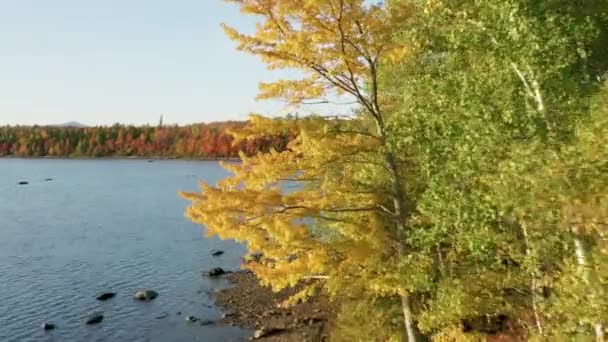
left=214, top=271, right=336, bottom=341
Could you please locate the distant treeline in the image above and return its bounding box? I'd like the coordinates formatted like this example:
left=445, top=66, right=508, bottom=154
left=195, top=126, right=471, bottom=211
left=0, top=122, right=288, bottom=158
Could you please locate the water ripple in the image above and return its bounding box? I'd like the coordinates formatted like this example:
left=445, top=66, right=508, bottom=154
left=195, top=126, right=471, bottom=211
left=0, top=159, right=248, bottom=341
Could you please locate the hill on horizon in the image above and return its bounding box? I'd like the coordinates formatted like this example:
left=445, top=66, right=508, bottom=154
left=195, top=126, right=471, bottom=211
left=53, top=121, right=88, bottom=128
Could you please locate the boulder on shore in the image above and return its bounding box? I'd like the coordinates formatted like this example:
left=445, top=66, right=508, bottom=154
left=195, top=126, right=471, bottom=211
left=252, top=327, right=285, bottom=339
left=84, top=313, right=104, bottom=325
left=134, top=289, right=158, bottom=301
left=96, top=292, right=116, bottom=301
left=206, top=267, right=227, bottom=277
left=42, top=322, right=56, bottom=331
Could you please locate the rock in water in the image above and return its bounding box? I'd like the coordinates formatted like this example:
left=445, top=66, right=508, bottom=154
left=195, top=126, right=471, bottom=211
left=222, top=312, right=237, bottom=319
left=211, top=250, right=224, bottom=257
left=84, top=313, right=104, bottom=325
left=253, top=329, right=264, bottom=339
left=207, top=267, right=226, bottom=277
left=134, top=289, right=158, bottom=301
left=199, top=319, right=214, bottom=326
left=96, top=292, right=116, bottom=301
left=42, top=322, right=56, bottom=331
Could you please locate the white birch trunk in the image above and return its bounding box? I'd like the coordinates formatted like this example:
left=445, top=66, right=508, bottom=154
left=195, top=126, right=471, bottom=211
left=521, top=222, right=544, bottom=335
left=572, top=225, right=604, bottom=340
left=401, top=295, right=417, bottom=342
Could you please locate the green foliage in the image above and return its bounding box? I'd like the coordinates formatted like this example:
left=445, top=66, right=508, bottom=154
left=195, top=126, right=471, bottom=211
left=382, top=0, right=608, bottom=338
left=332, top=297, right=403, bottom=342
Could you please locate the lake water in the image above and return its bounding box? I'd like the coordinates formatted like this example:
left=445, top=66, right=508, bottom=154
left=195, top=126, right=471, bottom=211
left=0, top=159, right=249, bottom=342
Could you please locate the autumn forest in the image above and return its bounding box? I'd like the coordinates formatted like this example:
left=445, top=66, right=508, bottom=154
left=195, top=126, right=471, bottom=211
left=0, top=122, right=288, bottom=158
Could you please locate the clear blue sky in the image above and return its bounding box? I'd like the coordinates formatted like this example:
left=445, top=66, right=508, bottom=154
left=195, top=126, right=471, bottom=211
left=0, top=0, right=299, bottom=126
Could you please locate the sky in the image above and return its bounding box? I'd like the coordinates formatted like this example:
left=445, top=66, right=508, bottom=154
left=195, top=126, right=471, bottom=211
left=0, top=0, right=332, bottom=126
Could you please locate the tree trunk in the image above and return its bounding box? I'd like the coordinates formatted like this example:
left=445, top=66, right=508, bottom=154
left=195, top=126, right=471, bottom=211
left=367, top=72, right=418, bottom=341
left=385, top=152, right=418, bottom=342
left=401, top=295, right=418, bottom=342
left=595, top=323, right=605, bottom=342
left=521, top=222, right=544, bottom=335
left=572, top=225, right=604, bottom=340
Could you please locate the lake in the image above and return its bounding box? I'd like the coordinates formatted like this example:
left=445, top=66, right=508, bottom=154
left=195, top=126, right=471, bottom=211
left=0, top=159, right=249, bottom=342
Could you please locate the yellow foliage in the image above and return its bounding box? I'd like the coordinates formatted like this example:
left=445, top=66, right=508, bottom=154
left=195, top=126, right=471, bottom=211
left=181, top=114, right=400, bottom=305
left=184, top=1, right=421, bottom=339
left=220, top=0, right=412, bottom=105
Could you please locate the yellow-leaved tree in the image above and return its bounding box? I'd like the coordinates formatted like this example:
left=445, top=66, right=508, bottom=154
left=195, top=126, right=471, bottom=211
left=181, top=1, right=423, bottom=340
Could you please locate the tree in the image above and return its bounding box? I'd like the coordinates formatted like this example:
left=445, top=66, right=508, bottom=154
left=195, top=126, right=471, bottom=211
left=383, top=0, right=608, bottom=338
left=184, top=0, right=425, bottom=339
left=185, top=114, right=423, bottom=341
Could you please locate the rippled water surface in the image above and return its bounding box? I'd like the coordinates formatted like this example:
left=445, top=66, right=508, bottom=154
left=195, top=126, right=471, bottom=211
left=0, top=159, right=248, bottom=342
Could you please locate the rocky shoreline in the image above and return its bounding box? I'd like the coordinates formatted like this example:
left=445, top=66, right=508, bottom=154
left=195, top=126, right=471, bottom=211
left=211, top=271, right=526, bottom=341
left=213, top=271, right=336, bottom=341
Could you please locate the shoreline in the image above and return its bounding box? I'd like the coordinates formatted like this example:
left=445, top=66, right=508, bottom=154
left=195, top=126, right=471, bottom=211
left=213, top=271, right=335, bottom=341
left=213, top=272, right=525, bottom=341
